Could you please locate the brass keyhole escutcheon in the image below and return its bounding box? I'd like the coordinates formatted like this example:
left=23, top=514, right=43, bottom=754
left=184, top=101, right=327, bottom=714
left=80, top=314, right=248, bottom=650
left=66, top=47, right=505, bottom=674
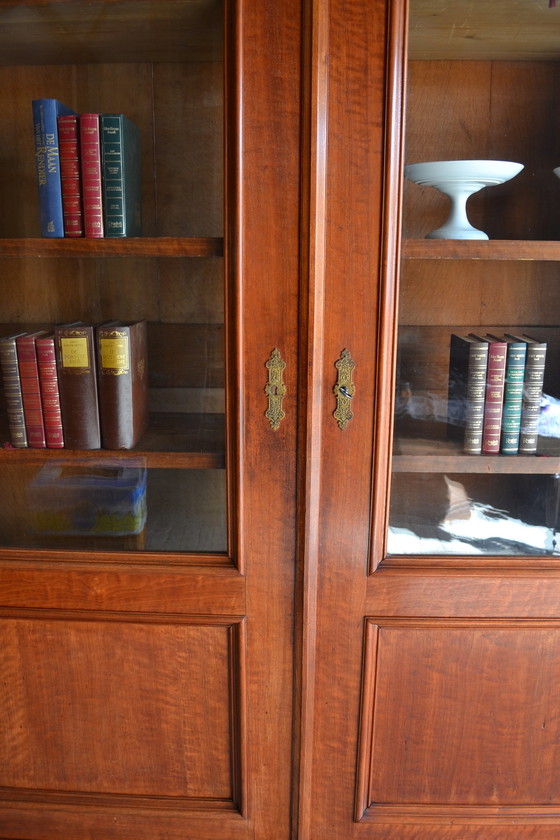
left=333, top=349, right=355, bottom=430
left=265, top=348, right=287, bottom=430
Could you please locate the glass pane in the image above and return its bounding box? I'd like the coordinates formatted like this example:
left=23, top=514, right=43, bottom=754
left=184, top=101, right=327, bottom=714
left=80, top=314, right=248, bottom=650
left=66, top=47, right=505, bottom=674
left=387, top=0, right=560, bottom=557
left=0, top=1, right=227, bottom=556
left=0, top=461, right=227, bottom=553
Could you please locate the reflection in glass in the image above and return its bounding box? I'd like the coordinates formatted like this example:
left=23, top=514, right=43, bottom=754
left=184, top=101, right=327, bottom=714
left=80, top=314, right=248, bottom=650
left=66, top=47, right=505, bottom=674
left=388, top=472, right=560, bottom=556
left=0, top=460, right=226, bottom=555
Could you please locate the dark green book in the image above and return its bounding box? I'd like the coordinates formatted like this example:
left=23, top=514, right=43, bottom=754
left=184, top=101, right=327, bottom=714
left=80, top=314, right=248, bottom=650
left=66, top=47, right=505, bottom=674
left=101, top=114, right=142, bottom=237
left=499, top=336, right=526, bottom=455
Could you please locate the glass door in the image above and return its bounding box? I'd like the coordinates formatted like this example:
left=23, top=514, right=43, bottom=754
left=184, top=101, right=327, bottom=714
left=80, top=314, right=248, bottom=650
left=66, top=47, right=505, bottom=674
left=0, top=0, right=227, bottom=557
left=388, top=0, right=560, bottom=557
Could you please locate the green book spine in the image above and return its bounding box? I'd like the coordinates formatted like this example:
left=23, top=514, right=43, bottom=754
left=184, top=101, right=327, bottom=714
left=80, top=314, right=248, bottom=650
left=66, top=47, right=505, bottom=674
left=101, top=114, right=142, bottom=237
left=500, top=338, right=526, bottom=454
left=505, top=334, right=547, bottom=455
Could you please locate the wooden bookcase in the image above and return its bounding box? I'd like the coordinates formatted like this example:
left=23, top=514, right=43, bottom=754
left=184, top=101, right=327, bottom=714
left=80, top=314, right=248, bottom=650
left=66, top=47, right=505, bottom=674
left=5, top=1, right=560, bottom=839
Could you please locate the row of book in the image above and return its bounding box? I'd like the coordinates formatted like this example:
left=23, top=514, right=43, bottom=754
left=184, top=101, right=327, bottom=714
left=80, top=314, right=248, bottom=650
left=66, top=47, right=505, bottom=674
left=0, top=321, right=148, bottom=451
left=447, top=332, right=547, bottom=455
left=32, top=98, right=142, bottom=238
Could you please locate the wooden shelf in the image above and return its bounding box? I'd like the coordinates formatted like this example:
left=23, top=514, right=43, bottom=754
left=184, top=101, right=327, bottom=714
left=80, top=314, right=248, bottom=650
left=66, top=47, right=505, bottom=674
left=0, top=0, right=222, bottom=65
left=0, top=413, right=225, bottom=469
left=409, top=0, right=560, bottom=62
left=0, top=237, right=224, bottom=258
left=393, top=436, right=560, bottom=474
left=402, top=239, right=560, bottom=261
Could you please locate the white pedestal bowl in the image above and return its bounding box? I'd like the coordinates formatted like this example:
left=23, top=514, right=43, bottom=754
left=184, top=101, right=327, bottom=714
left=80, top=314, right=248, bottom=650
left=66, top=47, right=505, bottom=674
left=404, top=159, right=524, bottom=240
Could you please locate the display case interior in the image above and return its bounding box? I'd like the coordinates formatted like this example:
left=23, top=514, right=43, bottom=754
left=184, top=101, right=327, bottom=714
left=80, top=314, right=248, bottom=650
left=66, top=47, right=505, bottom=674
left=388, top=0, right=560, bottom=557
left=0, top=1, right=227, bottom=556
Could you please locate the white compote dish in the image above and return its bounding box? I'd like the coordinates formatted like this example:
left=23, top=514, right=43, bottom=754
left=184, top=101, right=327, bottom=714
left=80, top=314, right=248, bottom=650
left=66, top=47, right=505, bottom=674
left=404, top=159, right=524, bottom=240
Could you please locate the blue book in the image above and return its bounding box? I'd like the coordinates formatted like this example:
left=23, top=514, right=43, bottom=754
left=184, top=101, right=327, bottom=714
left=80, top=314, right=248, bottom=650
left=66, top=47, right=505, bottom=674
left=32, top=98, right=76, bottom=237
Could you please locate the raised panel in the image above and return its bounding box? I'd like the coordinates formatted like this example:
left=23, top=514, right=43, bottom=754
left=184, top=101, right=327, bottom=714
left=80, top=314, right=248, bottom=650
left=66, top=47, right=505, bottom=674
left=0, top=614, right=244, bottom=807
left=357, top=619, right=560, bottom=824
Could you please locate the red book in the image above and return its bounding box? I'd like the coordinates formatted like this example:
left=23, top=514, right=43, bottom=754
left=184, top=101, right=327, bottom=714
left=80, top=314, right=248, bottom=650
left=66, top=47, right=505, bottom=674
left=470, top=334, right=507, bottom=455
left=36, top=333, right=65, bottom=448
left=80, top=113, right=104, bottom=238
left=16, top=331, right=48, bottom=448
left=57, top=114, right=84, bottom=237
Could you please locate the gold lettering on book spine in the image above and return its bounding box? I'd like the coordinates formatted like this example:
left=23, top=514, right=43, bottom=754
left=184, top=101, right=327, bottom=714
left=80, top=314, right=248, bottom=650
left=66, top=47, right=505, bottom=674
left=100, top=331, right=129, bottom=376
left=265, top=348, right=287, bottom=430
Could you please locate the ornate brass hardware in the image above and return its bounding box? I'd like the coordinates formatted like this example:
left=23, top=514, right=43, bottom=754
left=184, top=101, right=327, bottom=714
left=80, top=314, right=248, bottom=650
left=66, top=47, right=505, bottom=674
left=333, top=349, right=355, bottom=429
left=265, top=348, right=287, bottom=430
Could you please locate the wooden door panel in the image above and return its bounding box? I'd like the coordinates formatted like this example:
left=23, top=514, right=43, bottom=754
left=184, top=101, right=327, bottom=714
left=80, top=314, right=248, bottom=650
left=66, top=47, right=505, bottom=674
left=1, top=615, right=243, bottom=803
left=358, top=619, right=560, bottom=823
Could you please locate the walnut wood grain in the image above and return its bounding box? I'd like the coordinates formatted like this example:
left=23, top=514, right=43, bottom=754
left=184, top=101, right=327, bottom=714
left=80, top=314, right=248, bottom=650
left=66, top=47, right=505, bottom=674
left=0, top=237, right=223, bottom=257
left=393, top=438, right=560, bottom=474
left=301, top=2, right=560, bottom=840
left=0, top=1, right=300, bottom=839
left=403, top=240, right=560, bottom=261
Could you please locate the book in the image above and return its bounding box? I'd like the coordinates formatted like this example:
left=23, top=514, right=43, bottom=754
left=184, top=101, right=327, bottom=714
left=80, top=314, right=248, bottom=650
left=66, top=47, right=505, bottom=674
left=57, top=114, right=84, bottom=237
left=506, top=333, right=547, bottom=455
left=447, top=334, right=489, bottom=454
left=32, top=98, right=76, bottom=237
left=55, top=323, right=101, bottom=449
left=36, top=333, right=65, bottom=448
left=0, top=332, right=28, bottom=447
left=101, top=114, right=142, bottom=237
left=499, top=336, right=527, bottom=455
left=96, top=320, right=148, bottom=449
left=79, top=113, right=104, bottom=238
left=469, top=334, right=507, bottom=455
left=16, top=331, right=48, bottom=448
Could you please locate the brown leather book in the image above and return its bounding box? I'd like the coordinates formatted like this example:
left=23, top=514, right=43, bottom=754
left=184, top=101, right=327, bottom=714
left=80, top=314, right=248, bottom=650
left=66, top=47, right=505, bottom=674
left=55, top=322, right=101, bottom=449
left=96, top=320, right=148, bottom=449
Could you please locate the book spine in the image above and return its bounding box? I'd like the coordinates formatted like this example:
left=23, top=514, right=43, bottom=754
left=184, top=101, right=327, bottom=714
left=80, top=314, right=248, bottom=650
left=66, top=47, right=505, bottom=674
left=57, top=114, right=84, bottom=237
left=447, top=335, right=489, bottom=454
left=463, top=342, right=489, bottom=455
left=101, top=114, right=142, bottom=237
left=36, top=335, right=65, bottom=448
left=16, top=334, right=46, bottom=448
left=519, top=342, right=547, bottom=454
left=482, top=340, right=507, bottom=455
left=55, top=324, right=101, bottom=449
left=500, top=341, right=526, bottom=455
left=0, top=336, right=28, bottom=447
left=32, top=99, right=73, bottom=237
left=80, top=114, right=104, bottom=238
left=96, top=321, right=148, bottom=449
